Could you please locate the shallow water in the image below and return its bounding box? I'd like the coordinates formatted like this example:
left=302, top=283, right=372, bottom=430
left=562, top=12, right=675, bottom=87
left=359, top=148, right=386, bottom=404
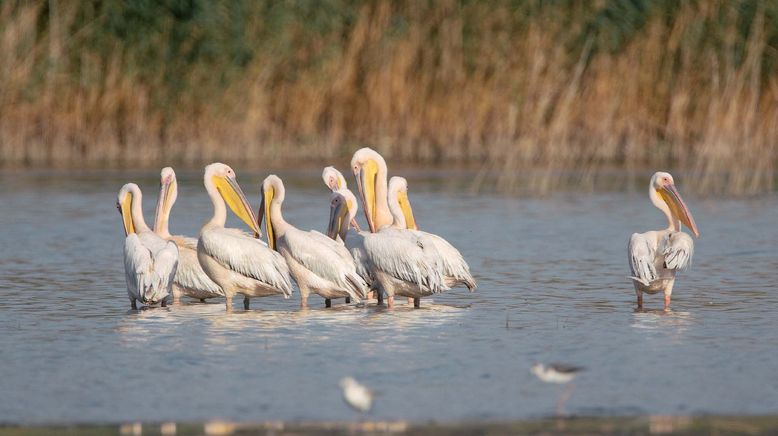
left=1, top=169, right=777, bottom=424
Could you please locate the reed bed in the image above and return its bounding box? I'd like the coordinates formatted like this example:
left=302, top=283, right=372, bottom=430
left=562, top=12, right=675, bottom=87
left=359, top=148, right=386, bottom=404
left=0, top=0, right=776, bottom=195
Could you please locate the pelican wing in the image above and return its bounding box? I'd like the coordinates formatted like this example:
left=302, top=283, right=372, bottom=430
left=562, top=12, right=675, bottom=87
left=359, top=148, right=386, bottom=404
left=343, top=231, right=373, bottom=286
left=416, top=231, right=476, bottom=290
left=124, top=234, right=153, bottom=298
left=169, top=235, right=223, bottom=295
left=200, top=227, right=293, bottom=297
left=125, top=233, right=178, bottom=298
left=281, top=229, right=368, bottom=299
left=660, top=231, right=694, bottom=271
left=363, top=231, right=447, bottom=293
left=627, top=232, right=658, bottom=286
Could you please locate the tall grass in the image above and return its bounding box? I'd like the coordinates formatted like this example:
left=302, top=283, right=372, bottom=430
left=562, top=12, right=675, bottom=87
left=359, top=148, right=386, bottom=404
left=0, top=0, right=776, bottom=195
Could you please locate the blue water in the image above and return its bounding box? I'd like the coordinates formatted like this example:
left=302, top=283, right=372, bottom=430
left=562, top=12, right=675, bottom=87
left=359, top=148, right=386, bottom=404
left=1, top=169, right=777, bottom=424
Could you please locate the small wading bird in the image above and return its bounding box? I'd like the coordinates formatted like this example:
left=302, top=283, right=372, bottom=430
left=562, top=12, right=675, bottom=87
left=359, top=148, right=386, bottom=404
left=260, top=175, right=368, bottom=308
left=197, top=163, right=293, bottom=310
left=531, top=363, right=584, bottom=416
left=116, top=183, right=178, bottom=309
left=339, top=377, right=373, bottom=415
left=351, top=148, right=475, bottom=308
left=628, top=172, right=700, bottom=309
left=153, top=167, right=224, bottom=303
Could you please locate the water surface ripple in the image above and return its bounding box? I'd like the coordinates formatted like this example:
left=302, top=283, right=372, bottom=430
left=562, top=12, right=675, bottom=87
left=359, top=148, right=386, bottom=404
left=1, top=170, right=777, bottom=424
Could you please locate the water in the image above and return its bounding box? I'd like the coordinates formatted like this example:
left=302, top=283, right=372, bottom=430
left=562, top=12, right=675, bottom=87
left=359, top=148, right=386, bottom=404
left=1, top=169, right=777, bottom=424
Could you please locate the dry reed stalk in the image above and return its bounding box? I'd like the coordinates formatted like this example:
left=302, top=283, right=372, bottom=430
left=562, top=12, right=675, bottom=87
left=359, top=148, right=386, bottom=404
left=0, top=1, right=775, bottom=195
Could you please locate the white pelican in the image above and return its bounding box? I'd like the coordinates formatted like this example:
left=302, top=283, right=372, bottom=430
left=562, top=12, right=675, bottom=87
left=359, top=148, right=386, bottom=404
left=387, top=176, right=476, bottom=293
left=351, top=148, right=475, bottom=308
left=628, top=171, right=700, bottom=309
left=323, top=166, right=378, bottom=303
left=197, top=163, right=293, bottom=310
left=350, top=148, right=394, bottom=232
left=261, top=175, right=368, bottom=308
left=116, top=183, right=178, bottom=309
left=322, top=165, right=348, bottom=192
left=153, top=167, right=224, bottom=303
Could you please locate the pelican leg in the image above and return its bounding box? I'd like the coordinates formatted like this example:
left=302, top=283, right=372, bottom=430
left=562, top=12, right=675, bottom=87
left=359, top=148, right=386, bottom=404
left=225, top=296, right=233, bottom=311
left=413, top=297, right=420, bottom=308
left=243, top=296, right=250, bottom=310
left=325, top=299, right=332, bottom=308
left=664, top=281, right=674, bottom=310
left=130, top=299, right=138, bottom=310
left=386, top=295, right=394, bottom=308
left=300, top=287, right=310, bottom=309
left=407, top=297, right=414, bottom=305
left=377, top=291, right=384, bottom=305
left=161, top=299, right=167, bottom=308
left=635, top=290, right=643, bottom=308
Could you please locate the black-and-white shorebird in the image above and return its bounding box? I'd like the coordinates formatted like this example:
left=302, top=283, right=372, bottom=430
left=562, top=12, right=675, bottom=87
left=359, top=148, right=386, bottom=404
left=531, top=363, right=584, bottom=416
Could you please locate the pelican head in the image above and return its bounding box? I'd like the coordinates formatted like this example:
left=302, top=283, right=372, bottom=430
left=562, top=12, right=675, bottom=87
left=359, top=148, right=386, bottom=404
left=388, top=176, right=418, bottom=230
left=650, top=171, right=700, bottom=238
left=322, top=166, right=347, bottom=192
left=260, top=175, right=285, bottom=250
left=116, top=183, right=142, bottom=236
left=204, top=163, right=260, bottom=236
left=327, top=188, right=360, bottom=240
left=351, top=147, right=387, bottom=233
left=154, top=167, right=178, bottom=238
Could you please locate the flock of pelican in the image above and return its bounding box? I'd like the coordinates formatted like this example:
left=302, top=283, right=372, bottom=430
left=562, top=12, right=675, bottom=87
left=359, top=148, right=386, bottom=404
left=116, top=148, right=477, bottom=310
left=117, top=146, right=700, bottom=311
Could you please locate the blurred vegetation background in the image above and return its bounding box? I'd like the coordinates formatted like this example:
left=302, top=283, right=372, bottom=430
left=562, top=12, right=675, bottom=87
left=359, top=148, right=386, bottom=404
left=0, top=0, right=776, bottom=194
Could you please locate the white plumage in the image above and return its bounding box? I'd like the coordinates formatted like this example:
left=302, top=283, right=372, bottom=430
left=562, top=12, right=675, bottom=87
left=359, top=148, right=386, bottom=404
left=628, top=172, right=699, bottom=309
left=197, top=163, right=293, bottom=310
left=262, top=175, right=367, bottom=307
left=153, top=167, right=223, bottom=302
left=117, top=183, right=178, bottom=309
left=339, top=377, right=373, bottom=414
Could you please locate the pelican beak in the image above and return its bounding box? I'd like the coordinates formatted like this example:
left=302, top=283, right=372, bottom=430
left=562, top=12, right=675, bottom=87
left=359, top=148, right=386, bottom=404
left=153, top=177, right=175, bottom=232
left=262, top=185, right=276, bottom=250
left=350, top=218, right=362, bottom=232
left=356, top=160, right=378, bottom=233
left=328, top=200, right=349, bottom=240
left=212, top=175, right=261, bottom=236
left=658, top=183, right=700, bottom=238
left=397, top=190, right=418, bottom=231
left=119, top=192, right=135, bottom=236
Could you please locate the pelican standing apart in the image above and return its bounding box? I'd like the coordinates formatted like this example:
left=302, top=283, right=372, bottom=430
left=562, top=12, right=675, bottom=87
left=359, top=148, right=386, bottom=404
left=116, top=183, right=178, bottom=309
left=197, top=163, right=292, bottom=310
left=261, top=175, right=367, bottom=308
left=628, top=172, right=700, bottom=309
left=153, top=167, right=224, bottom=303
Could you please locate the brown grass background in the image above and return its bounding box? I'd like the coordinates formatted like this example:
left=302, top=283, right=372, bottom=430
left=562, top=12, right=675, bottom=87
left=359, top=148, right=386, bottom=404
left=1, top=0, right=776, bottom=194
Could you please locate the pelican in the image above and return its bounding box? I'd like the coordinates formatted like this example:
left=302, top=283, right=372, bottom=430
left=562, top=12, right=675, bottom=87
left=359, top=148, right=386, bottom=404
left=197, top=163, right=292, bottom=310
left=261, top=175, right=367, bottom=308
left=116, top=183, right=178, bottom=309
left=351, top=148, right=475, bottom=307
left=387, top=176, right=476, bottom=293
left=628, top=171, right=700, bottom=309
left=323, top=166, right=377, bottom=302
left=153, top=167, right=224, bottom=303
